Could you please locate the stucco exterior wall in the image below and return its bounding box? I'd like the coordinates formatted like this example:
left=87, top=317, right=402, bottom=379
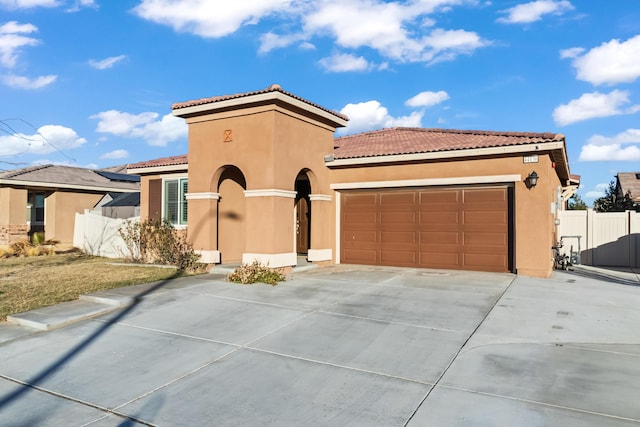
left=0, top=187, right=27, bottom=225
left=184, top=104, right=337, bottom=265
left=329, top=153, right=560, bottom=277
left=46, top=191, right=103, bottom=245
left=0, top=187, right=28, bottom=245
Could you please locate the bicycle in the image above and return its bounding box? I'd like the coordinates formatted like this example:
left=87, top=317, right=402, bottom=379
left=552, top=241, right=571, bottom=270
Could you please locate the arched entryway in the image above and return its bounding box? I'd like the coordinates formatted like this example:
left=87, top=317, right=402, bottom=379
left=295, top=171, right=311, bottom=255
left=218, top=166, right=246, bottom=263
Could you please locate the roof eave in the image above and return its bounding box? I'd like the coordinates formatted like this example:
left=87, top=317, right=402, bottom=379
left=0, top=179, right=139, bottom=193
left=328, top=140, right=567, bottom=167
left=172, top=91, right=348, bottom=129
left=127, top=164, right=188, bottom=175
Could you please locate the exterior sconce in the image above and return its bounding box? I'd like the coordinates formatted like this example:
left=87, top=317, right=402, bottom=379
left=525, top=171, right=539, bottom=189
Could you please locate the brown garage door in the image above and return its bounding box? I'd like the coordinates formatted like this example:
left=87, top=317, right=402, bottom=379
left=340, top=186, right=511, bottom=272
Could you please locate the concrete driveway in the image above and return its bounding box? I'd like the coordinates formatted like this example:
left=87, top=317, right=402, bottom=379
left=0, top=264, right=639, bottom=426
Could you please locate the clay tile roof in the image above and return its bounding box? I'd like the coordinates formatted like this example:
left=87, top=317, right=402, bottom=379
left=127, top=154, right=188, bottom=170
left=172, top=84, right=349, bottom=122
left=617, top=172, right=640, bottom=201
left=333, top=127, right=565, bottom=159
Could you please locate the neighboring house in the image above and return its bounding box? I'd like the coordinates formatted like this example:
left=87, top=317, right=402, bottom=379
left=94, top=192, right=141, bottom=219
left=616, top=172, right=640, bottom=203
left=0, top=164, right=140, bottom=246
left=128, top=84, right=578, bottom=278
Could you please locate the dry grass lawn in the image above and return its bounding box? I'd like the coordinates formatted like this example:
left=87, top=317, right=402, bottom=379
left=0, top=252, right=181, bottom=321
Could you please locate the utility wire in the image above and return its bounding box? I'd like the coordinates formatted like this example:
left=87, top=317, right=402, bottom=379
left=0, top=118, right=77, bottom=162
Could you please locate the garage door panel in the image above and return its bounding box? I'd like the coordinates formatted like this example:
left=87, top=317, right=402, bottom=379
left=344, top=230, right=378, bottom=243
left=463, top=210, right=507, bottom=225
left=381, top=211, right=417, bottom=225
left=380, top=192, right=416, bottom=205
left=381, top=250, right=417, bottom=265
left=420, top=231, right=459, bottom=245
left=463, top=253, right=508, bottom=270
left=419, top=251, right=460, bottom=267
left=463, top=188, right=506, bottom=203
left=381, top=231, right=417, bottom=244
left=463, top=232, right=507, bottom=246
left=344, top=193, right=377, bottom=205
left=419, top=191, right=459, bottom=204
left=343, top=248, right=378, bottom=264
left=341, top=186, right=510, bottom=273
left=420, top=211, right=460, bottom=225
left=344, top=212, right=377, bottom=225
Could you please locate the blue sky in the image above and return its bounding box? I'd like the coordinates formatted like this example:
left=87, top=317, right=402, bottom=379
left=1, top=0, right=639, bottom=204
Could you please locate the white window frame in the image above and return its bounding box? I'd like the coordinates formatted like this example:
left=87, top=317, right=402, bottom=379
left=161, top=175, right=188, bottom=228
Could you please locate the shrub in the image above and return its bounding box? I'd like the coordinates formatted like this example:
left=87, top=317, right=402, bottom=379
left=119, top=218, right=205, bottom=273
left=31, top=231, right=46, bottom=245
left=227, top=261, right=286, bottom=285
left=6, top=239, right=56, bottom=257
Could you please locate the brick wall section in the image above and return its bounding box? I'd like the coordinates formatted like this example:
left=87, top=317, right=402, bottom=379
left=0, top=224, right=29, bottom=245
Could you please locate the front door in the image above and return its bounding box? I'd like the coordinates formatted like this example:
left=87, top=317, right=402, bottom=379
left=296, top=197, right=310, bottom=254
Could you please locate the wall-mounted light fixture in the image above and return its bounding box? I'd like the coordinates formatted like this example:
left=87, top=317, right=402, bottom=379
left=525, top=171, right=539, bottom=189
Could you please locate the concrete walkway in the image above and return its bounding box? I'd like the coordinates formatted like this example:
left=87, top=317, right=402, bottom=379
left=0, top=265, right=639, bottom=426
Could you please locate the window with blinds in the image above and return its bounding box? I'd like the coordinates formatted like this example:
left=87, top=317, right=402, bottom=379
left=163, top=177, right=188, bottom=226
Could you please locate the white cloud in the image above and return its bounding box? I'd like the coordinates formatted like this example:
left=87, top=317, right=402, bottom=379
left=497, top=0, right=573, bottom=24
left=339, top=100, right=423, bottom=134
left=579, top=129, right=640, bottom=161
left=0, top=21, right=39, bottom=68
left=405, top=90, right=450, bottom=108
left=585, top=190, right=605, bottom=198
left=0, top=0, right=58, bottom=8
left=552, top=90, right=640, bottom=126
left=318, top=53, right=372, bottom=72
left=566, top=35, right=640, bottom=86
left=1, top=74, right=56, bottom=89
left=88, top=55, right=126, bottom=70
left=259, top=32, right=306, bottom=54
left=559, top=47, right=583, bottom=59
left=100, top=149, right=129, bottom=160
left=0, top=0, right=95, bottom=11
left=304, top=3, right=489, bottom=64
left=135, top=0, right=489, bottom=66
left=91, top=110, right=187, bottom=146
left=587, top=129, right=640, bottom=146
left=579, top=144, right=640, bottom=161
left=66, top=0, right=95, bottom=12
left=0, top=124, right=86, bottom=156
left=133, top=0, right=293, bottom=38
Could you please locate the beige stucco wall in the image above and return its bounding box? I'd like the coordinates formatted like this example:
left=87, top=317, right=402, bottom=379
left=329, top=153, right=561, bottom=277
left=185, top=104, right=337, bottom=264
left=0, top=187, right=29, bottom=245
left=46, top=192, right=102, bottom=246
left=0, top=187, right=27, bottom=225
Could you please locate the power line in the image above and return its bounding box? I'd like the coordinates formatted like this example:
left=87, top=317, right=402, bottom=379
left=0, top=118, right=77, bottom=162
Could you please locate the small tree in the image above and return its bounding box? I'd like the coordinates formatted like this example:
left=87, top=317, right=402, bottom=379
left=593, top=180, right=637, bottom=212
left=567, top=193, right=588, bottom=210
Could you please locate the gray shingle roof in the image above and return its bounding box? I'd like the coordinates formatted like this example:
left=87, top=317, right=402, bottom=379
left=0, top=164, right=140, bottom=191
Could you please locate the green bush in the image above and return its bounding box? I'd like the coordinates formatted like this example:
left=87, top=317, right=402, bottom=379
left=227, top=261, right=286, bottom=285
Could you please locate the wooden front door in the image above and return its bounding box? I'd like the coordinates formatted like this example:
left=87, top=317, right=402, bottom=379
left=296, top=197, right=310, bottom=254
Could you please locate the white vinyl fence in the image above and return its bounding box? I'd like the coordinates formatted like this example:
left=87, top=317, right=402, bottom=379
left=557, top=209, right=640, bottom=268
left=73, top=211, right=137, bottom=258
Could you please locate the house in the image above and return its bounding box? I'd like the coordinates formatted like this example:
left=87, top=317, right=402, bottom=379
left=616, top=172, right=640, bottom=203
left=94, top=192, right=141, bottom=219
left=0, top=164, right=140, bottom=246
left=128, top=84, right=578, bottom=278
